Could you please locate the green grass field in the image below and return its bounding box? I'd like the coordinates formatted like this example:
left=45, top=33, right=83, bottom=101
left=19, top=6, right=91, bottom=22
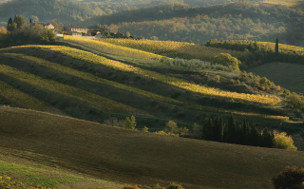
left=0, top=146, right=122, bottom=189
left=0, top=37, right=304, bottom=188
left=0, top=106, right=303, bottom=189
left=249, top=62, right=304, bottom=94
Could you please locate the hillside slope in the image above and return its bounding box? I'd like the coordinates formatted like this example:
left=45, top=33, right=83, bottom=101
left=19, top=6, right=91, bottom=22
left=0, top=146, right=122, bottom=188
left=249, top=62, right=304, bottom=94
left=0, top=37, right=303, bottom=145
left=0, top=106, right=304, bottom=189
left=90, top=1, right=304, bottom=45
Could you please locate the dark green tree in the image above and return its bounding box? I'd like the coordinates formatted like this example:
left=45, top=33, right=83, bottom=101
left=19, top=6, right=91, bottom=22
left=275, top=37, right=279, bottom=54
left=7, top=17, right=16, bottom=32
left=273, top=166, right=304, bottom=189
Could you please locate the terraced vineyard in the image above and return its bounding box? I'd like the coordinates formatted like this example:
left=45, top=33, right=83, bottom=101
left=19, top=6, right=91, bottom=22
left=0, top=36, right=304, bottom=188
left=0, top=36, right=302, bottom=133
left=99, top=37, right=246, bottom=61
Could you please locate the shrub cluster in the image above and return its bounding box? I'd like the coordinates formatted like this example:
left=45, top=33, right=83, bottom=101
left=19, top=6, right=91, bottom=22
left=206, top=39, right=304, bottom=68
left=241, top=72, right=279, bottom=92
left=273, top=166, right=304, bottom=189
left=0, top=15, right=56, bottom=47
left=190, top=116, right=297, bottom=150
left=200, top=116, right=274, bottom=147
left=159, top=57, right=231, bottom=71
left=212, top=53, right=240, bottom=71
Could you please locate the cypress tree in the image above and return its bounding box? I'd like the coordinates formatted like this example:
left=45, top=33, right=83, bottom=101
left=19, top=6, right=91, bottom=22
left=227, top=115, right=237, bottom=142
left=275, top=37, right=279, bottom=54
left=7, top=17, right=15, bottom=32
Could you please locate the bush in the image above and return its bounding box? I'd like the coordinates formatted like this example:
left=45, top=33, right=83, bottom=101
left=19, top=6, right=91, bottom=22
left=286, top=93, right=304, bottom=110
left=153, top=184, right=165, bottom=189
left=273, top=131, right=297, bottom=151
left=123, top=184, right=140, bottom=189
left=212, top=53, right=240, bottom=71
left=142, top=126, right=149, bottom=132
left=0, top=26, right=7, bottom=35
left=167, top=183, right=185, bottom=189
left=1, top=15, right=56, bottom=47
left=124, top=115, right=136, bottom=130
left=164, top=120, right=179, bottom=135
left=273, top=166, right=304, bottom=189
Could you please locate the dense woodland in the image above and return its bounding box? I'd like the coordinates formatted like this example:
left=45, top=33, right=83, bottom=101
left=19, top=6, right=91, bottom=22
left=0, top=0, right=303, bottom=46
left=0, top=0, right=249, bottom=24
left=104, top=2, right=304, bottom=45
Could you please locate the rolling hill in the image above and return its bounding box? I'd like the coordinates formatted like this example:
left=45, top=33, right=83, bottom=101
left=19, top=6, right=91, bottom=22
left=0, top=105, right=304, bottom=189
left=249, top=62, right=304, bottom=94
left=0, top=0, right=254, bottom=24
left=87, top=1, right=304, bottom=45
left=0, top=145, right=122, bottom=188
left=0, top=37, right=302, bottom=126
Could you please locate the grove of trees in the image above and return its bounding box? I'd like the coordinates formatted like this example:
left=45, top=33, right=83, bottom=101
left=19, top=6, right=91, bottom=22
left=0, top=15, right=56, bottom=47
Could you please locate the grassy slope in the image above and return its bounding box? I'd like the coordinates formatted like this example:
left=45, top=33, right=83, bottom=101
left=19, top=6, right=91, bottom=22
left=0, top=43, right=289, bottom=117
left=1, top=38, right=303, bottom=144
left=260, top=0, right=304, bottom=6
left=0, top=147, right=122, bottom=188
left=249, top=62, right=304, bottom=94
left=99, top=38, right=246, bottom=62
left=0, top=106, right=304, bottom=189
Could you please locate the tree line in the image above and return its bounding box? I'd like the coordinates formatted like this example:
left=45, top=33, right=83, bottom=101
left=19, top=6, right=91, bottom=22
left=0, top=15, right=56, bottom=47
left=108, top=114, right=297, bottom=150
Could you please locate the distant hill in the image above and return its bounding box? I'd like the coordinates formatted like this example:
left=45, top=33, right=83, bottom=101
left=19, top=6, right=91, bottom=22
left=87, top=1, right=304, bottom=45
left=0, top=0, right=249, bottom=24
left=0, top=105, right=304, bottom=188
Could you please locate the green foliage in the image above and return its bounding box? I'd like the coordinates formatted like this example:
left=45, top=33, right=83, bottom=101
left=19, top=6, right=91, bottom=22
left=103, top=2, right=304, bottom=45
left=7, top=17, right=16, bottom=32
left=153, top=184, right=166, bottom=189
left=273, top=166, right=304, bottom=189
left=123, top=184, right=140, bottom=189
left=201, top=116, right=280, bottom=148
left=124, top=115, right=137, bottom=130
left=0, top=26, right=7, bottom=35
left=273, top=131, right=297, bottom=151
left=179, top=127, right=189, bottom=137
left=142, top=126, right=149, bottom=132
left=159, top=57, right=231, bottom=71
left=167, top=183, right=185, bottom=189
left=164, top=120, right=179, bottom=135
left=0, top=175, right=52, bottom=189
left=1, top=15, right=56, bottom=47
left=190, top=123, right=202, bottom=138
left=206, top=39, right=304, bottom=68
left=13, top=15, right=28, bottom=29
left=275, top=37, right=279, bottom=54
left=212, top=53, right=240, bottom=71
left=286, top=93, right=304, bottom=110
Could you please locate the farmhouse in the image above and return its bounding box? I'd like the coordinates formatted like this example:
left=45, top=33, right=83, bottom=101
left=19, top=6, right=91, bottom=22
left=43, top=23, right=55, bottom=30
left=70, top=27, right=89, bottom=36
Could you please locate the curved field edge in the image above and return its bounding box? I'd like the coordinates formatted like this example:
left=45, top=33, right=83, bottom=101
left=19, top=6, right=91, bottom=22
left=0, top=106, right=304, bottom=189
left=0, top=147, right=122, bottom=189
left=0, top=45, right=282, bottom=105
